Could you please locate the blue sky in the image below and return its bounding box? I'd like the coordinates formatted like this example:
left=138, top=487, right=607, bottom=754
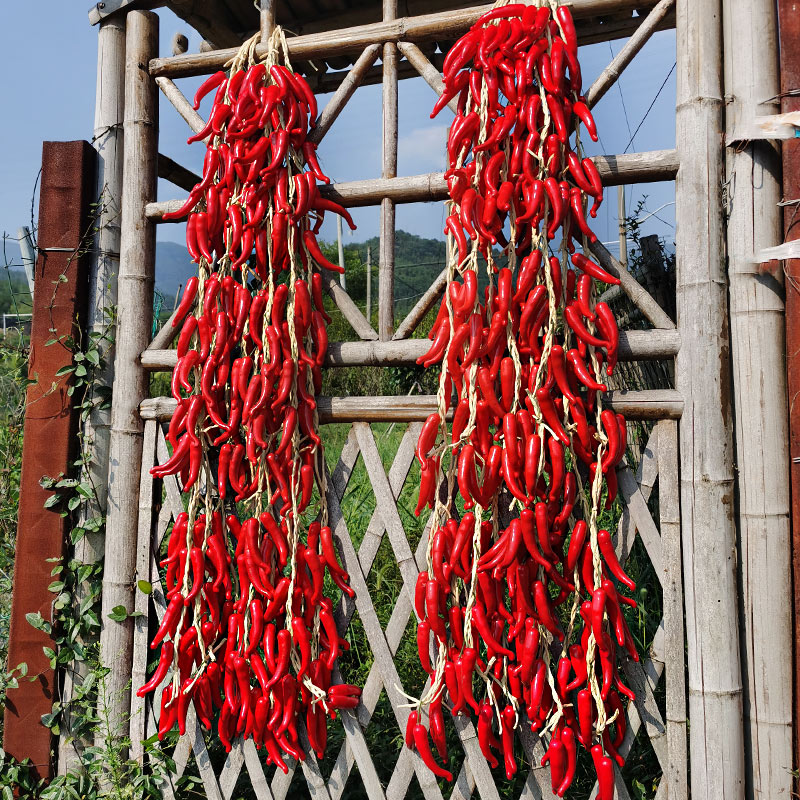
left=0, top=4, right=676, bottom=258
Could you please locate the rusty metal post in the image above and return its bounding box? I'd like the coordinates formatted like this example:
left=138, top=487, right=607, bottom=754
left=3, top=141, right=96, bottom=779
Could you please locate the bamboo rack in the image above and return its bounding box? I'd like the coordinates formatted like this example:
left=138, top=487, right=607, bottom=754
left=71, top=0, right=793, bottom=793
left=98, top=9, right=159, bottom=746
left=140, top=329, right=681, bottom=370
left=146, top=149, right=679, bottom=220
left=140, top=389, right=684, bottom=422
left=148, top=0, right=671, bottom=78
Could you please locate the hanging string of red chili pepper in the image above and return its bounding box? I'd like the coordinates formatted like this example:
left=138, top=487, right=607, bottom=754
left=410, top=2, right=636, bottom=797
left=137, top=29, right=361, bottom=767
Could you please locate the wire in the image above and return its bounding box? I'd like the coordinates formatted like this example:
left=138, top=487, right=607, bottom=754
left=623, top=62, right=677, bottom=154
left=636, top=201, right=676, bottom=228
left=609, top=42, right=633, bottom=145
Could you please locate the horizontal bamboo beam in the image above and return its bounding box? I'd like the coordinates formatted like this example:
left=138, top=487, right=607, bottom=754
left=149, top=1, right=668, bottom=79
left=141, top=388, right=683, bottom=422
left=157, top=153, right=199, bottom=193
left=303, top=12, right=672, bottom=94
left=140, top=329, right=680, bottom=370
left=146, top=149, right=679, bottom=220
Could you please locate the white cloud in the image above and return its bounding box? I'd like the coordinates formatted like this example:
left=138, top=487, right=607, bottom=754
left=398, top=124, right=449, bottom=174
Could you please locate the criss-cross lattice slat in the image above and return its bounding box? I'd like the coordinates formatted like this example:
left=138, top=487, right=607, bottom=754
left=133, top=410, right=684, bottom=800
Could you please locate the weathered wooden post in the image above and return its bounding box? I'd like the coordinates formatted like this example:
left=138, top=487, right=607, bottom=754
left=379, top=0, right=398, bottom=340
left=675, top=0, right=746, bottom=795
left=99, top=9, right=158, bottom=743
left=723, top=0, right=793, bottom=795
left=60, top=12, right=127, bottom=774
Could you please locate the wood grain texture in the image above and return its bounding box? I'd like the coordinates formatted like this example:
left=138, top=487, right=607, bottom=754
left=723, top=1, right=793, bottom=795
left=99, top=9, right=159, bottom=746
left=675, top=0, right=745, bottom=795
left=141, top=328, right=680, bottom=370
left=147, top=150, right=679, bottom=219
left=141, top=389, right=684, bottom=422
left=149, top=1, right=669, bottom=78
left=657, top=420, right=688, bottom=800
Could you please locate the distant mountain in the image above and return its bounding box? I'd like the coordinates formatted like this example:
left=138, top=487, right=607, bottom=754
left=0, top=231, right=450, bottom=317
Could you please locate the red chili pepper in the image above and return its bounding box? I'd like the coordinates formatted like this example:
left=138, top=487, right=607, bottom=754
left=477, top=702, right=500, bottom=768
left=429, top=694, right=448, bottom=760
left=413, top=723, right=452, bottom=781
left=583, top=157, right=605, bottom=215
left=571, top=252, right=619, bottom=286
left=574, top=99, right=599, bottom=142
left=472, top=606, right=515, bottom=660
left=405, top=710, right=419, bottom=749
left=592, top=744, right=616, bottom=800
left=598, top=529, right=636, bottom=591
left=137, top=641, right=174, bottom=696
left=457, top=647, right=481, bottom=713
left=151, top=594, right=183, bottom=649
left=541, top=736, right=567, bottom=794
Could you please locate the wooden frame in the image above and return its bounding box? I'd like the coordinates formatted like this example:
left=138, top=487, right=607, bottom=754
left=80, top=0, right=793, bottom=796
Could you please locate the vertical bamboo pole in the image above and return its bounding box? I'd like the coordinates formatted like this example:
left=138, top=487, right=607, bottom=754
left=337, top=214, right=347, bottom=290
left=99, top=9, right=158, bottom=743
left=722, top=1, right=792, bottom=795
left=617, top=185, right=627, bottom=267
left=675, top=0, right=745, bottom=796
left=366, top=245, right=372, bottom=324
left=658, top=419, right=688, bottom=799
left=60, top=15, right=128, bottom=773
left=379, top=0, right=398, bottom=340
left=261, top=0, right=276, bottom=41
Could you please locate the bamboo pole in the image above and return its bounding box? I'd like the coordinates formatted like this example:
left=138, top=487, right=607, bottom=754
left=586, top=0, right=676, bottom=108
left=60, top=14, right=127, bottom=775
left=617, top=185, right=627, bottom=267
left=722, top=0, right=792, bottom=794
left=155, top=76, right=205, bottom=134
left=379, top=0, right=398, bottom=341
left=366, top=245, right=372, bottom=324
left=140, top=328, right=680, bottom=371
left=308, top=44, right=382, bottom=145
left=261, top=0, right=276, bottom=41
left=392, top=266, right=447, bottom=339
left=397, top=41, right=459, bottom=114
left=146, top=150, right=679, bottom=220
left=657, top=419, right=688, bottom=799
left=588, top=239, right=675, bottom=329
left=99, top=9, right=159, bottom=745
left=675, top=0, right=745, bottom=795
left=141, top=389, right=683, bottom=423
left=337, top=215, right=347, bottom=290
left=148, top=0, right=669, bottom=79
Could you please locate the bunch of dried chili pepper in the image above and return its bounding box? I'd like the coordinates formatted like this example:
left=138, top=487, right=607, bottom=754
left=138, top=28, right=360, bottom=766
left=410, top=3, right=634, bottom=797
